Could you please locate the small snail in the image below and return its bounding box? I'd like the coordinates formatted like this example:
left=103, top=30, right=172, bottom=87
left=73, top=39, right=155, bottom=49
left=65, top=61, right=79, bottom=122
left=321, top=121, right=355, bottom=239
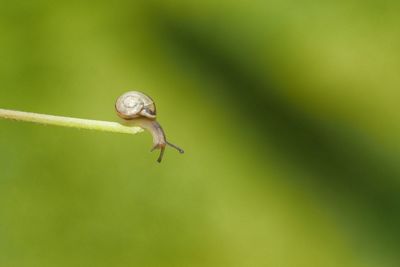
left=115, top=91, right=184, bottom=163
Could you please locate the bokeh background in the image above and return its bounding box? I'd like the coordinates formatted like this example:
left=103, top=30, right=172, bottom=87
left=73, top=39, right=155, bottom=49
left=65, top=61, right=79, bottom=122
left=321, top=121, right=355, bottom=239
left=1, top=0, right=400, bottom=266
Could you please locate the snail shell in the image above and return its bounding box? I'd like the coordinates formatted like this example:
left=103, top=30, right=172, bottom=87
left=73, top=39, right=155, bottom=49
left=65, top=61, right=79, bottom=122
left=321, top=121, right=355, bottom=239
left=115, top=91, right=156, bottom=120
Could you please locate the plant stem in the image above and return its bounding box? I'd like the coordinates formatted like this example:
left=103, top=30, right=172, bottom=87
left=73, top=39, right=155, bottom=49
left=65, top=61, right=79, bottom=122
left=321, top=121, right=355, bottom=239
left=0, top=108, right=143, bottom=135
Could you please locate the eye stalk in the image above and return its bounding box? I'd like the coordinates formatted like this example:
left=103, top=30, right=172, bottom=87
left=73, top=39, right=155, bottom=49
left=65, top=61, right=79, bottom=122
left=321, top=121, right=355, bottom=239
left=115, top=91, right=184, bottom=162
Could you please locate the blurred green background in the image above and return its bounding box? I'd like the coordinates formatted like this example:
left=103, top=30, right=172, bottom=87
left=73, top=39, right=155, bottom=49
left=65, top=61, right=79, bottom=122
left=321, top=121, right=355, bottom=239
left=1, top=0, right=400, bottom=266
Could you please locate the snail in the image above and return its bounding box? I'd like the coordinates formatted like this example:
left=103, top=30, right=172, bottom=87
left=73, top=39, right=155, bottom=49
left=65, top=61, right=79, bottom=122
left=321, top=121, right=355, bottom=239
left=115, top=91, right=184, bottom=163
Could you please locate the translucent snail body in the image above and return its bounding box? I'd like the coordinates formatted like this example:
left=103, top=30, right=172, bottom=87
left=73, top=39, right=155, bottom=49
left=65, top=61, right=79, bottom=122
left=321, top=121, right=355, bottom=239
left=115, top=91, right=184, bottom=162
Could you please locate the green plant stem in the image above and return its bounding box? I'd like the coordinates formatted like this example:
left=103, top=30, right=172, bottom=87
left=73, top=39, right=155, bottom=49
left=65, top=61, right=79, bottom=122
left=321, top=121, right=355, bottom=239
left=0, top=108, right=143, bottom=135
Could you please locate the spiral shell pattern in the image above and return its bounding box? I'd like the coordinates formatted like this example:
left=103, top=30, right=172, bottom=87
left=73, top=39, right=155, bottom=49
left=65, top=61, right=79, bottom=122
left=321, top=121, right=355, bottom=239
left=115, top=91, right=156, bottom=119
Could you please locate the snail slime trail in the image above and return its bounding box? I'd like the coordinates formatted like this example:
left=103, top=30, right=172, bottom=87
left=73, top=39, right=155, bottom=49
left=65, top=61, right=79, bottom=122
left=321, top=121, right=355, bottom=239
left=115, top=91, right=184, bottom=163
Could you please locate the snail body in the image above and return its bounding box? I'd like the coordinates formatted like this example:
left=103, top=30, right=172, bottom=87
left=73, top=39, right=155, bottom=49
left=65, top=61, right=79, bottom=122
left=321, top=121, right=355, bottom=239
left=115, top=91, right=184, bottom=162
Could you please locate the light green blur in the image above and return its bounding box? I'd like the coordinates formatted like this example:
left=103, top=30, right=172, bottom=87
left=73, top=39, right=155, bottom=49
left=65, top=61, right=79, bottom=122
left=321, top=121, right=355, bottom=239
left=1, top=1, right=400, bottom=266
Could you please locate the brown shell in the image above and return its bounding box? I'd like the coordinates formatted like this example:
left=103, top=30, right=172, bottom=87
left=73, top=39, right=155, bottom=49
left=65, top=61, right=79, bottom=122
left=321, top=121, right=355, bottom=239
left=115, top=91, right=156, bottom=119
